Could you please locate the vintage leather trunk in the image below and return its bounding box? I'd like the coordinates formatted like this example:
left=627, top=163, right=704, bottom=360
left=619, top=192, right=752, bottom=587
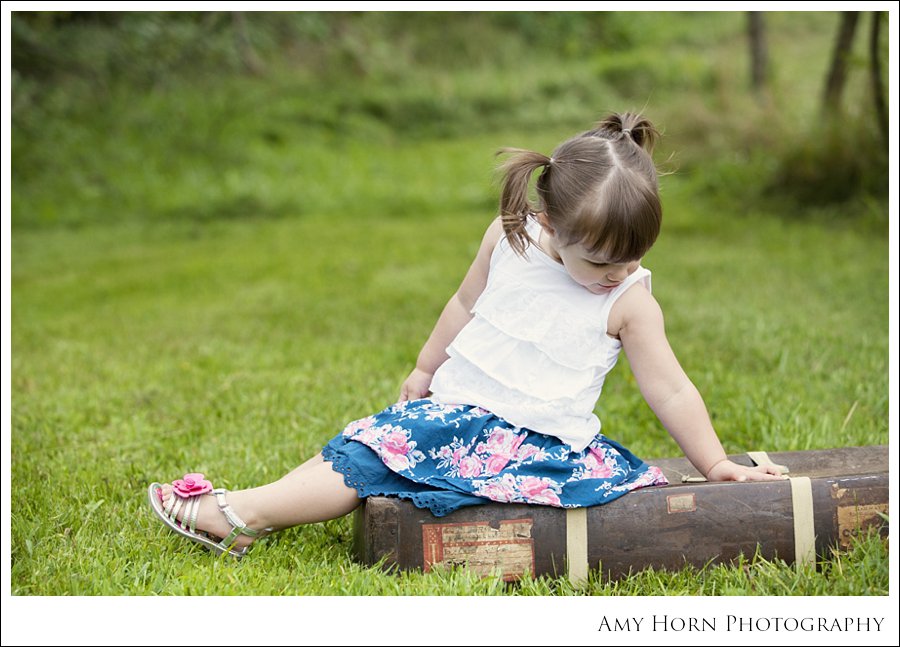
left=352, top=446, right=888, bottom=581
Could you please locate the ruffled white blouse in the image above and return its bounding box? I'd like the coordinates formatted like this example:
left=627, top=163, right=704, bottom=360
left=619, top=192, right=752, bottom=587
left=430, top=217, right=651, bottom=453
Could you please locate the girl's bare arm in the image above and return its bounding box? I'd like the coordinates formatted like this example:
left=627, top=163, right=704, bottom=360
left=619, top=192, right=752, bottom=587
left=399, top=218, right=504, bottom=401
left=615, top=286, right=785, bottom=481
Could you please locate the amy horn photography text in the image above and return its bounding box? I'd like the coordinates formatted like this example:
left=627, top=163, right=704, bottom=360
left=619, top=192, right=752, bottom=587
left=598, top=616, right=886, bottom=633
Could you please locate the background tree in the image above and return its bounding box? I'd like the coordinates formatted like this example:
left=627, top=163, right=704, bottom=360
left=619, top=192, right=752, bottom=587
left=868, top=11, right=887, bottom=147
left=747, top=12, right=768, bottom=99
left=232, top=11, right=265, bottom=75
left=822, top=11, right=860, bottom=112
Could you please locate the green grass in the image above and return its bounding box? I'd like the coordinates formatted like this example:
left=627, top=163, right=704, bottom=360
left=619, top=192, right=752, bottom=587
left=9, top=11, right=889, bottom=599
left=10, top=188, right=888, bottom=596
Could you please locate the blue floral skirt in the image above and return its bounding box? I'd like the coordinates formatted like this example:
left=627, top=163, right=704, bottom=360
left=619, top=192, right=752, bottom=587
left=322, top=399, right=668, bottom=517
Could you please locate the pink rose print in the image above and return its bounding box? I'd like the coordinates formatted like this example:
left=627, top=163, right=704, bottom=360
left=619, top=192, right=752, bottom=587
left=516, top=444, right=539, bottom=461
left=343, top=416, right=376, bottom=437
left=583, top=447, right=613, bottom=478
left=642, top=466, right=668, bottom=486
left=451, top=448, right=466, bottom=466
left=518, top=476, right=548, bottom=498
left=484, top=454, right=511, bottom=475
left=519, top=476, right=561, bottom=506
left=381, top=431, right=410, bottom=456
left=485, top=427, right=514, bottom=453
left=458, top=455, right=483, bottom=478
left=374, top=426, right=425, bottom=473
left=483, top=428, right=526, bottom=463
left=354, top=426, right=380, bottom=444
left=476, top=474, right=518, bottom=503
left=382, top=451, right=411, bottom=472
left=172, top=473, right=213, bottom=498
left=477, top=483, right=514, bottom=502
left=528, top=488, right=562, bottom=506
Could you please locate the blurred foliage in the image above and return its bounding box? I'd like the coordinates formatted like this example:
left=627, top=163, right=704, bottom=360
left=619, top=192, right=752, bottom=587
left=10, top=10, right=889, bottom=229
left=771, top=111, right=888, bottom=206
left=11, top=11, right=628, bottom=89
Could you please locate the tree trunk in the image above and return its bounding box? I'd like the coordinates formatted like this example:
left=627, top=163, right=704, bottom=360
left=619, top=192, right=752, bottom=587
left=232, top=11, right=264, bottom=76
left=748, top=12, right=768, bottom=96
left=822, top=12, right=860, bottom=113
left=869, top=11, right=887, bottom=147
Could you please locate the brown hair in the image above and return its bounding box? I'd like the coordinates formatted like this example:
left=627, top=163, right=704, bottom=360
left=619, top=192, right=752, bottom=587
left=498, top=112, right=661, bottom=262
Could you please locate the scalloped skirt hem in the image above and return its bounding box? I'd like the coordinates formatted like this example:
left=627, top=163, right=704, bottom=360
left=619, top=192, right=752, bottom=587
left=322, top=439, right=490, bottom=518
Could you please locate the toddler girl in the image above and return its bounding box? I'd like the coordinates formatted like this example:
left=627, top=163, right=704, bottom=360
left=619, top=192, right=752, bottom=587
left=149, top=112, right=785, bottom=558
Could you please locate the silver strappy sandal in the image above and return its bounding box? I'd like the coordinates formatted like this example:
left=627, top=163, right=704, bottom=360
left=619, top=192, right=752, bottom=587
left=148, top=474, right=269, bottom=558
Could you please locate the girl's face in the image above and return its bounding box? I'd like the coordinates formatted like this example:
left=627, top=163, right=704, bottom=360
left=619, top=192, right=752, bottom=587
left=555, top=244, right=641, bottom=295
left=537, top=214, right=641, bottom=294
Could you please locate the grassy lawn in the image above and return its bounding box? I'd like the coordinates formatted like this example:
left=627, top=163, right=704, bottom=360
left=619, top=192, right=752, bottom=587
left=10, top=181, right=888, bottom=596
left=8, top=10, right=889, bottom=607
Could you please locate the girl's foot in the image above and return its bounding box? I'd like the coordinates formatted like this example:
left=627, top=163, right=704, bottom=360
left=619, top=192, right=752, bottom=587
left=154, top=482, right=262, bottom=552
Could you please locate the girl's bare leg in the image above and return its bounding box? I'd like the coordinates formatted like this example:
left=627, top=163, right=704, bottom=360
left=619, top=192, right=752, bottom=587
left=156, top=452, right=360, bottom=550
left=291, top=451, right=325, bottom=474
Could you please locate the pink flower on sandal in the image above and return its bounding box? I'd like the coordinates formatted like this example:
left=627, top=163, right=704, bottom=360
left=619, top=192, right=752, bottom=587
left=172, top=473, right=213, bottom=498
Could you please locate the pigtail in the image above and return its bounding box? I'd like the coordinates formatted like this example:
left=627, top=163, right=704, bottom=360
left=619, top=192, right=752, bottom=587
left=496, top=148, right=552, bottom=256
left=595, top=112, right=659, bottom=153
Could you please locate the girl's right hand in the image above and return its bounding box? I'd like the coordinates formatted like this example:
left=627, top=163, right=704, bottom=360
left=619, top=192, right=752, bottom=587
left=399, top=368, right=434, bottom=402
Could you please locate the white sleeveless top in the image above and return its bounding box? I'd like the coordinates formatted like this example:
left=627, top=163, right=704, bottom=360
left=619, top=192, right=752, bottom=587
left=430, top=217, right=651, bottom=453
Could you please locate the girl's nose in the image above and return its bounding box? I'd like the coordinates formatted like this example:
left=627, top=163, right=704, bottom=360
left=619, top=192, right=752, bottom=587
left=607, top=268, right=628, bottom=282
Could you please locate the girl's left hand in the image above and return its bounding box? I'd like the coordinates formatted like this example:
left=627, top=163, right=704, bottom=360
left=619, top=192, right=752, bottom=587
left=706, top=459, right=788, bottom=482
